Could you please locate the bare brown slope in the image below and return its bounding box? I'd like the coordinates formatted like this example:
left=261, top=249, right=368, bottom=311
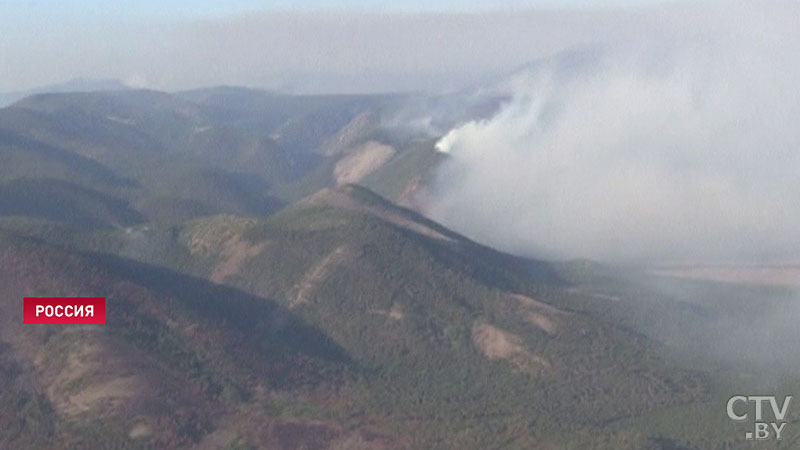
left=0, top=233, right=400, bottom=450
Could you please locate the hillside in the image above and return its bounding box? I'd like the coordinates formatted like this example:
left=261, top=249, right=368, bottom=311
left=0, top=88, right=460, bottom=227
left=3, top=88, right=800, bottom=449
left=169, top=186, right=711, bottom=449
left=2, top=185, right=730, bottom=449
left=4, top=183, right=800, bottom=448
left=0, top=231, right=381, bottom=450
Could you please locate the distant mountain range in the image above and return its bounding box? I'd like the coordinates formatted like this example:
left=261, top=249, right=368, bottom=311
left=0, top=78, right=131, bottom=107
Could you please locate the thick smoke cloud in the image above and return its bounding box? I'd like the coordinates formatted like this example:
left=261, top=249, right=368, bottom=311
left=428, top=2, right=800, bottom=263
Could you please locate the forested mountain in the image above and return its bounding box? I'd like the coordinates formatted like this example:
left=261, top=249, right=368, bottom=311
left=1, top=88, right=798, bottom=449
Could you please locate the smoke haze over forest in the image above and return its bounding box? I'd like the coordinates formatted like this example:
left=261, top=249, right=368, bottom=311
left=428, top=1, right=800, bottom=263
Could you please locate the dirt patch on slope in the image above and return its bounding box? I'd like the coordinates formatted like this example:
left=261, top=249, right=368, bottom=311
left=388, top=304, right=406, bottom=320
left=509, top=294, right=571, bottom=336
left=472, top=323, right=524, bottom=360
left=509, top=294, right=567, bottom=315
left=37, top=331, right=150, bottom=417
left=129, top=423, right=153, bottom=439
left=333, top=141, right=395, bottom=185
left=321, top=111, right=377, bottom=156
left=369, top=303, right=406, bottom=321
left=67, top=375, right=142, bottom=415
left=396, top=174, right=425, bottom=208
left=526, top=313, right=558, bottom=336
left=210, top=235, right=269, bottom=283
left=292, top=246, right=351, bottom=308
left=471, top=323, right=551, bottom=371
left=180, top=216, right=268, bottom=283
left=184, top=216, right=257, bottom=257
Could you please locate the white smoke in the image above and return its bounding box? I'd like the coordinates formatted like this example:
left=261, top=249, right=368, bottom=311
left=427, top=2, right=800, bottom=263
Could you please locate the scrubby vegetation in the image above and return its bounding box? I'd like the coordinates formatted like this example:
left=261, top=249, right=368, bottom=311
left=2, top=89, right=799, bottom=449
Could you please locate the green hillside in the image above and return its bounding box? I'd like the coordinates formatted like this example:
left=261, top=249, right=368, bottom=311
left=2, top=89, right=799, bottom=449
left=0, top=178, right=144, bottom=228
left=0, top=231, right=362, bottom=449
left=0, top=89, right=451, bottom=228
left=16, top=184, right=781, bottom=449
left=169, top=186, right=710, bottom=448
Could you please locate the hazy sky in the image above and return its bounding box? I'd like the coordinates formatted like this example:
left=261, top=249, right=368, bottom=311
left=1, top=0, right=671, bottom=17
left=427, top=1, right=800, bottom=263
left=0, top=0, right=673, bottom=93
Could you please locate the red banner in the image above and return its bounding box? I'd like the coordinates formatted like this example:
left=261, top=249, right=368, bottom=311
left=23, top=297, right=106, bottom=324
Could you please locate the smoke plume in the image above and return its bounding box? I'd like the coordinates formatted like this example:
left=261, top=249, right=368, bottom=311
left=428, top=2, right=800, bottom=263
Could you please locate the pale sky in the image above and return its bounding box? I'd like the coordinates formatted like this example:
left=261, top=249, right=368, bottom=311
left=0, top=0, right=687, bottom=93
left=1, top=0, right=671, bottom=17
